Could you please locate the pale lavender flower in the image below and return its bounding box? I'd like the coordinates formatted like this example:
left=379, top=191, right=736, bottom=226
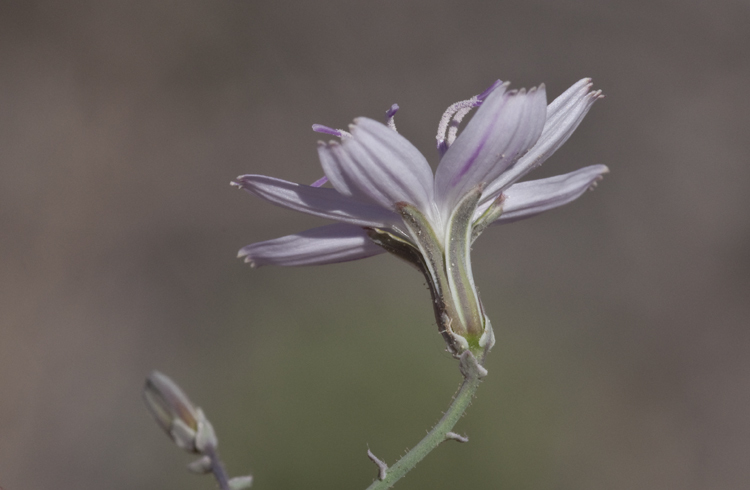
left=233, top=78, right=607, bottom=358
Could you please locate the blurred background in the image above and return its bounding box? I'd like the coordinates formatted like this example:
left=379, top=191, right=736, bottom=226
left=1, top=1, right=749, bottom=489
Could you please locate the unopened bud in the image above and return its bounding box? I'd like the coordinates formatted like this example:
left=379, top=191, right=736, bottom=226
left=144, top=371, right=212, bottom=453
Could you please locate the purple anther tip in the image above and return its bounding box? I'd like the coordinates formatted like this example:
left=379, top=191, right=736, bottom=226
left=312, top=124, right=344, bottom=138
left=385, top=104, right=399, bottom=118
left=437, top=140, right=449, bottom=157
left=310, top=176, right=328, bottom=187
left=476, top=80, right=504, bottom=104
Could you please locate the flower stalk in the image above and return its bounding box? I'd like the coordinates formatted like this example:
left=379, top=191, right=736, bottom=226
left=365, top=351, right=487, bottom=490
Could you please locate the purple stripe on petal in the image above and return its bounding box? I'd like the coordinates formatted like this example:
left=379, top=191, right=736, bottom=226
left=476, top=79, right=504, bottom=104
left=435, top=84, right=546, bottom=218
left=450, top=136, right=487, bottom=186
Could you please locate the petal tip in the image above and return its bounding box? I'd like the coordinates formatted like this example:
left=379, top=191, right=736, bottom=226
left=588, top=167, right=609, bottom=190
left=237, top=250, right=258, bottom=268
left=232, top=175, right=256, bottom=190
left=231, top=178, right=250, bottom=189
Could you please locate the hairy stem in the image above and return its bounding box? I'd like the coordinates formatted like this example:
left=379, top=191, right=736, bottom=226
left=364, top=352, right=486, bottom=490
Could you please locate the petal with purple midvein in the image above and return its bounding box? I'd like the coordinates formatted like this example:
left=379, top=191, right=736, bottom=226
left=482, top=79, right=602, bottom=201
left=234, top=174, right=400, bottom=228
left=238, top=223, right=385, bottom=267
left=435, top=84, right=547, bottom=218
left=488, top=164, right=609, bottom=224
left=325, top=117, right=435, bottom=217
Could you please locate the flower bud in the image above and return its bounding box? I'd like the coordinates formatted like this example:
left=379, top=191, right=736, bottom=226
left=144, top=371, right=213, bottom=453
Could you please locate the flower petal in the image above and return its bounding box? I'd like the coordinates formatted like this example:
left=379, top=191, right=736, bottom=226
left=238, top=223, right=385, bottom=267
left=234, top=174, right=400, bottom=228
left=489, top=164, right=609, bottom=224
left=482, top=79, right=602, bottom=201
left=434, top=84, right=547, bottom=219
left=319, top=117, right=436, bottom=218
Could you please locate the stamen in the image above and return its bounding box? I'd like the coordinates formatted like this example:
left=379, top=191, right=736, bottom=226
left=310, top=176, right=328, bottom=187
left=436, top=80, right=506, bottom=157
left=312, top=124, right=351, bottom=139
left=385, top=103, right=399, bottom=132
left=436, top=98, right=476, bottom=155
left=446, top=106, right=473, bottom=147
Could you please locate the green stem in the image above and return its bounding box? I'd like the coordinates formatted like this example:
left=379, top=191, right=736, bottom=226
left=364, top=352, right=486, bottom=490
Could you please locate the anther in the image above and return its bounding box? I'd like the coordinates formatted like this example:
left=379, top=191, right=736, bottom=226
left=310, top=176, right=328, bottom=187
left=385, top=103, right=399, bottom=132
left=312, top=124, right=351, bottom=139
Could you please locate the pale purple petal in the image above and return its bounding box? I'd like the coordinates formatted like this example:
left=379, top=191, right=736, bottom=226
left=234, top=174, right=400, bottom=228
left=319, top=117, right=436, bottom=218
left=238, top=224, right=385, bottom=267
left=316, top=140, right=368, bottom=200
left=482, top=79, right=602, bottom=202
left=435, top=84, right=547, bottom=219
left=487, top=164, right=609, bottom=224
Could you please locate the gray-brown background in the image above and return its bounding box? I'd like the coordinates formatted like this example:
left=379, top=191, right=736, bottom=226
left=1, top=1, right=749, bottom=489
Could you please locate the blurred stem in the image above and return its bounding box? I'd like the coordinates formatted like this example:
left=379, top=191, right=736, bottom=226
left=203, top=444, right=231, bottom=490
left=364, top=353, right=485, bottom=490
